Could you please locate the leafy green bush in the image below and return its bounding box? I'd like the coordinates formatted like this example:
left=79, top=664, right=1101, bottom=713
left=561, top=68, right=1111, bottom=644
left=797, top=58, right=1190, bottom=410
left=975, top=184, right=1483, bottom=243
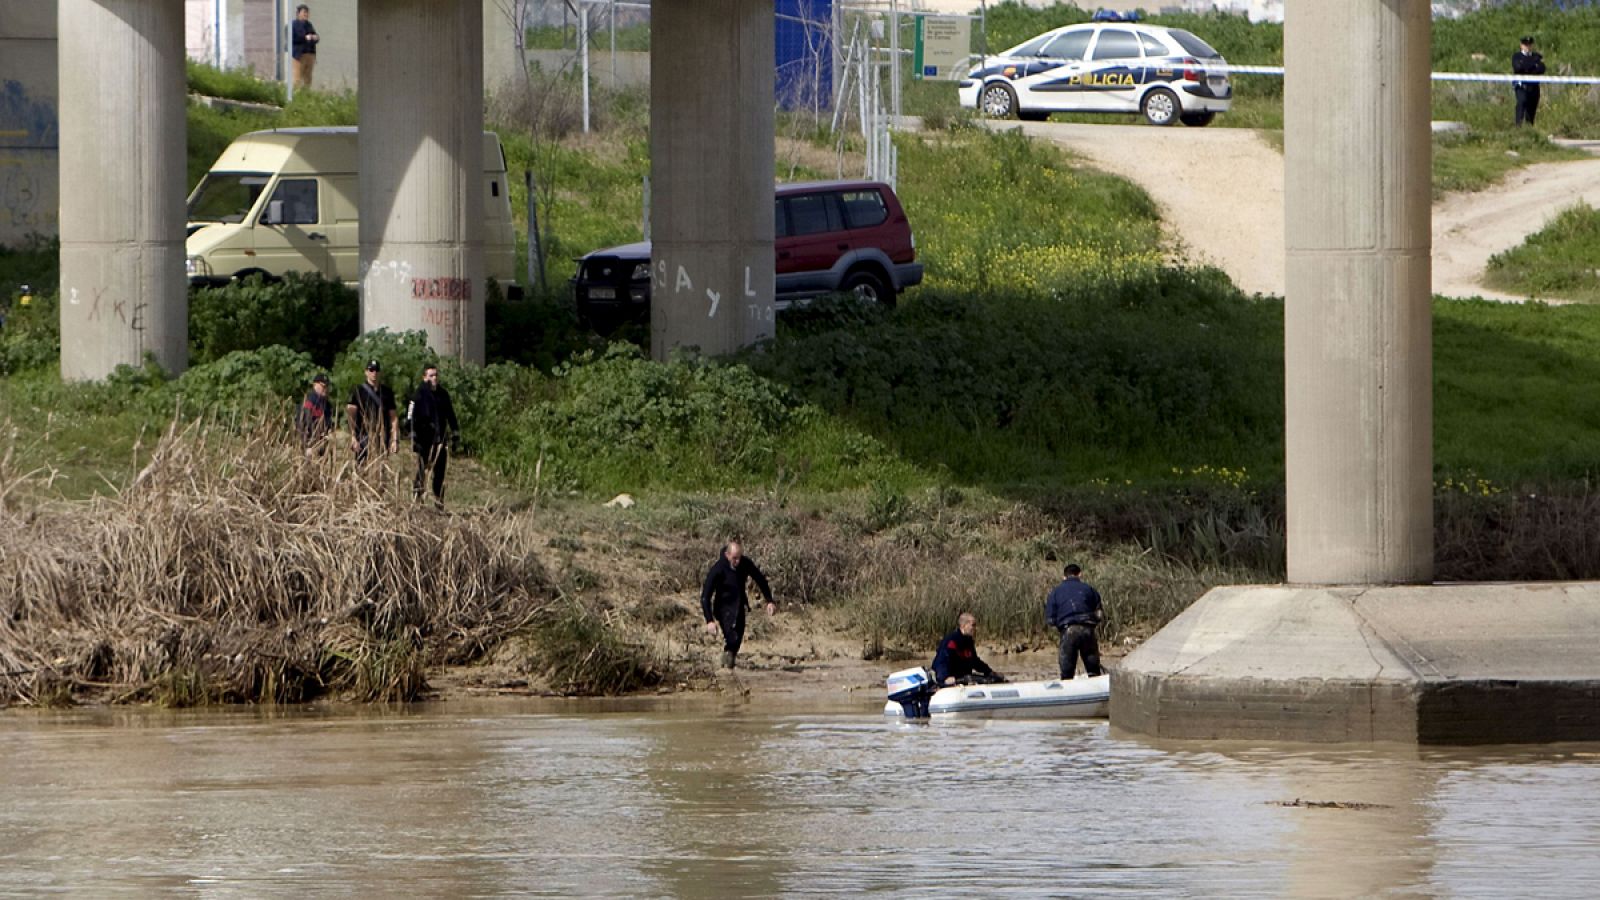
left=171, top=345, right=321, bottom=418
left=0, top=287, right=60, bottom=376
left=486, top=293, right=599, bottom=370
left=190, top=272, right=359, bottom=367
left=331, top=330, right=439, bottom=407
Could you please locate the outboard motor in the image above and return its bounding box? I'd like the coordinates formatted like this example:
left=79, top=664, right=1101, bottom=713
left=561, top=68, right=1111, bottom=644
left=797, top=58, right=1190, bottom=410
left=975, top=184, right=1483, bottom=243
left=886, top=666, right=937, bottom=718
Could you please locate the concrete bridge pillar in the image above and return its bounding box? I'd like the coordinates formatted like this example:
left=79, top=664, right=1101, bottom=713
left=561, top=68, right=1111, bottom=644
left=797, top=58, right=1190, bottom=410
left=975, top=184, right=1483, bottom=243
left=1284, top=0, right=1433, bottom=584
left=58, top=0, right=187, bottom=380
left=648, top=0, right=776, bottom=360
left=358, top=0, right=485, bottom=363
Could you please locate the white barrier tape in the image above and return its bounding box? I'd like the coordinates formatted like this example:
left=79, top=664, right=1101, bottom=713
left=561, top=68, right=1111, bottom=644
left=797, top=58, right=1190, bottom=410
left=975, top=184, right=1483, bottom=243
left=1212, top=63, right=1600, bottom=85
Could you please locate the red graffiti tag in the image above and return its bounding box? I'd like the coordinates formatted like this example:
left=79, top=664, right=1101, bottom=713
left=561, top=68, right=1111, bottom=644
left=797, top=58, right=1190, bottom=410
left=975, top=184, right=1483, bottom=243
left=412, top=277, right=473, bottom=302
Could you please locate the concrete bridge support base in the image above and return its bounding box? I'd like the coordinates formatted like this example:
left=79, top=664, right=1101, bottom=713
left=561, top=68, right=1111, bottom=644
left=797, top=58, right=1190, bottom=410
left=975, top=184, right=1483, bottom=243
left=358, top=0, right=485, bottom=363
left=649, top=0, right=776, bottom=360
left=1112, top=584, right=1600, bottom=744
left=58, top=0, right=187, bottom=380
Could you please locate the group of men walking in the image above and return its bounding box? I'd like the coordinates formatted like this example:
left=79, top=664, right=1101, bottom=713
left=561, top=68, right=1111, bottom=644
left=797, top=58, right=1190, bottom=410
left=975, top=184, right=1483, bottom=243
left=294, top=360, right=460, bottom=505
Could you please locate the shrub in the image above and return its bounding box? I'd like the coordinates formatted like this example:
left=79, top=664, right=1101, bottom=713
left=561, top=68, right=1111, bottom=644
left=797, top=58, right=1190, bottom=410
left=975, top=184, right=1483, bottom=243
left=190, top=272, right=359, bottom=367
left=172, top=345, right=321, bottom=419
left=0, top=289, right=60, bottom=376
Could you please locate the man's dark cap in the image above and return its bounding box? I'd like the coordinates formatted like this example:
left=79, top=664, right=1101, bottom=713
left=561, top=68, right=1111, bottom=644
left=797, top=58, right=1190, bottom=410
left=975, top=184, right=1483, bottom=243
left=311, top=373, right=328, bottom=384
left=1521, top=35, right=1536, bottom=44
left=365, top=360, right=381, bottom=372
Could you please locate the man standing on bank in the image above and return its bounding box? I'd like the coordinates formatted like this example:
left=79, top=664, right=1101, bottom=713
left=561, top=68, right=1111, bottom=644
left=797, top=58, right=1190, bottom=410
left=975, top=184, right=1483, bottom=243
left=407, top=365, right=459, bottom=506
left=1513, top=35, right=1545, bottom=128
left=1046, top=563, right=1105, bottom=680
left=700, top=541, right=775, bottom=669
left=292, top=5, right=319, bottom=90
left=346, top=360, right=398, bottom=464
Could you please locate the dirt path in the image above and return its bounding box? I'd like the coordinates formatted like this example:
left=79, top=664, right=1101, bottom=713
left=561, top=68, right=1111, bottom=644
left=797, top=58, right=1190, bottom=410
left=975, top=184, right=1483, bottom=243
left=996, top=120, right=1600, bottom=301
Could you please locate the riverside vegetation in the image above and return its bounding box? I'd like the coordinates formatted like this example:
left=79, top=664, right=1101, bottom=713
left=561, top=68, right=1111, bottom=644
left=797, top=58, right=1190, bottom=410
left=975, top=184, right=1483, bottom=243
left=7, top=21, right=1600, bottom=706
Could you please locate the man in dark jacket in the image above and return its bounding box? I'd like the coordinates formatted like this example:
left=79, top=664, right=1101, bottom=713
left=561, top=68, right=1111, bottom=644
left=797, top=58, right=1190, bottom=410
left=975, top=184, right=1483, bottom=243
left=700, top=541, right=775, bottom=669
left=1046, top=563, right=1104, bottom=679
left=1513, top=35, right=1545, bottom=127
left=291, top=5, right=319, bottom=90
left=346, top=359, right=398, bottom=464
left=295, top=372, right=334, bottom=456
left=932, top=612, right=997, bottom=685
left=408, top=365, right=459, bottom=505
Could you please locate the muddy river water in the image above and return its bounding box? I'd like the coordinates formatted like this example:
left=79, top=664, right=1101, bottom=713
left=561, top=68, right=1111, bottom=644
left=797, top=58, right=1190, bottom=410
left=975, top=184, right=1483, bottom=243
left=4, top=697, right=1600, bottom=898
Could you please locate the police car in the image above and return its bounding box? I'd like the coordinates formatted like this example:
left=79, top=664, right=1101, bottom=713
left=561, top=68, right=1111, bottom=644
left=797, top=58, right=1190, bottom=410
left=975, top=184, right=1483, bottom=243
left=957, top=23, right=1231, bottom=126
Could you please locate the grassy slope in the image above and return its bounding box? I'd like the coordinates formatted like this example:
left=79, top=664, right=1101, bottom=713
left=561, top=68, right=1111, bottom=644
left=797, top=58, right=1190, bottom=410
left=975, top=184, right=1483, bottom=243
left=1484, top=201, right=1600, bottom=303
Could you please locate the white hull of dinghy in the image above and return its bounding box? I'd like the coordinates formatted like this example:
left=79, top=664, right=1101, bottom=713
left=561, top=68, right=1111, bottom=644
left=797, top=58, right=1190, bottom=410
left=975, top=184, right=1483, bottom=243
left=918, top=675, right=1110, bottom=719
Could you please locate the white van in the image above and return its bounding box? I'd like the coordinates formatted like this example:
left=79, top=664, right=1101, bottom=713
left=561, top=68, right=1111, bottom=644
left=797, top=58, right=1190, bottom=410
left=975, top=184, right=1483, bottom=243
left=185, top=127, right=519, bottom=297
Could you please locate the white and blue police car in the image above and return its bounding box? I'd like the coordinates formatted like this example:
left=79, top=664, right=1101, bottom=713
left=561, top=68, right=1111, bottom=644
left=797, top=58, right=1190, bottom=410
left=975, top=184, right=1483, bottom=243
left=957, top=23, right=1232, bottom=126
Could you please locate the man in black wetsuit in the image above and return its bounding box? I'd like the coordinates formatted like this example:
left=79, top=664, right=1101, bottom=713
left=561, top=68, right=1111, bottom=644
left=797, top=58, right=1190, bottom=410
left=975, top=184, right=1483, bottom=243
left=932, top=612, right=998, bottom=685
left=700, top=541, right=775, bottom=669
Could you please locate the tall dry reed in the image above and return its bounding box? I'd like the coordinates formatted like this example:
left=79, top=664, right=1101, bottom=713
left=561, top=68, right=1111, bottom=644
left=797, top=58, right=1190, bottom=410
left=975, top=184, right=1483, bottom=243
left=0, top=419, right=551, bottom=706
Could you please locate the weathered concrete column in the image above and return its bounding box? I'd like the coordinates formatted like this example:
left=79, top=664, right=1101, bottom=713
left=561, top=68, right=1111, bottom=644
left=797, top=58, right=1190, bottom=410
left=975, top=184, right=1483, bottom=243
left=358, top=0, right=485, bottom=363
left=649, top=0, right=776, bottom=360
left=58, top=0, right=187, bottom=380
left=1284, top=0, right=1433, bottom=584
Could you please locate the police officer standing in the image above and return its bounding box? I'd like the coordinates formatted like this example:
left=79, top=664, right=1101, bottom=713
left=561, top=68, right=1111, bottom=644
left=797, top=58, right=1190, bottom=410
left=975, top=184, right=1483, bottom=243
left=1045, top=563, right=1105, bottom=680
left=700, top=541, right=775, bottom=669
left=1513, top=35, right=1545, bottom=128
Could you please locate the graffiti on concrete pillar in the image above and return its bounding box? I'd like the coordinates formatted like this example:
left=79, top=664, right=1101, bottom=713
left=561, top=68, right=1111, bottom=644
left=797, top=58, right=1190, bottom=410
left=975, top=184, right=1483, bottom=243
left=706, top=288, right=720, bottom=318
left=411, top=277, right=472, bottom=302
left=675, top=265, right=693, bottom=295
left=412, top=276, right=472, bottom=353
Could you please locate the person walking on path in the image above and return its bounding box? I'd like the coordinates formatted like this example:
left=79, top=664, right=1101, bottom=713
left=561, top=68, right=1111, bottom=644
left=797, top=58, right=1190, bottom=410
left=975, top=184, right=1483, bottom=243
left=931, top=611, right=999, bottom=686
left=700, top=541, right=775, bottom=669
left=291, top=5, right=320, bottom=90
left=346, top=360, right=398, bottom=464
left=295, top=372, right=334, bottom=456
left=1045, top=563, right=1104, bottom=680
left=1513, top=35, right=1545, bottom=128
left=407, top=365, right=459, bottom=505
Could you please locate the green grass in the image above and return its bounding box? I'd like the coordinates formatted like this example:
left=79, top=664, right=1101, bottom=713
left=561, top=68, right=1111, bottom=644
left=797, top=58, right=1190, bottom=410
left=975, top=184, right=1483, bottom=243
left=187, top=59, right=286, bottom=106
left=1484, top=201, right=1600, bottom=302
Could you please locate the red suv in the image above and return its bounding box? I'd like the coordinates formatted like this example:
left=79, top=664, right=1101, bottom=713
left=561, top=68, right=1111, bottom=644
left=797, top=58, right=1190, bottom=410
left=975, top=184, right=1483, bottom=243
left=574, top=180, right=922, bottom=325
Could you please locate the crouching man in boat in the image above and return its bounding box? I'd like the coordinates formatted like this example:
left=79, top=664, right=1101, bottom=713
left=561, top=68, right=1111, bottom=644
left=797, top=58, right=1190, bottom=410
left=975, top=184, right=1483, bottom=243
left=932, top=612, right=1003, bottom=686
left=1046, top=563, right=1104, bottom=680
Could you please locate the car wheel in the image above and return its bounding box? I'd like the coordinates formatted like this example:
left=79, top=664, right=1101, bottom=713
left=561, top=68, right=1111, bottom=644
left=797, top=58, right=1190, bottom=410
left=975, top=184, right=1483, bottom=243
left=843, top=270, right=893, bottom=306
left=232, top=268, right=275, bottom=285
left=1180, top=111, right=1216, bottom=127
left=1141, top=88, right=1180, bottom=127
left=980, top=82, right=1019, bottom=119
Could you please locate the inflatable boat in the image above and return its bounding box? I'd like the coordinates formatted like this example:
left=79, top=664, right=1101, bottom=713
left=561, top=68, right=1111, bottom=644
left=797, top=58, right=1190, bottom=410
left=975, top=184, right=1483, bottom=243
left=884, top=667, right=1110, bottom=720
